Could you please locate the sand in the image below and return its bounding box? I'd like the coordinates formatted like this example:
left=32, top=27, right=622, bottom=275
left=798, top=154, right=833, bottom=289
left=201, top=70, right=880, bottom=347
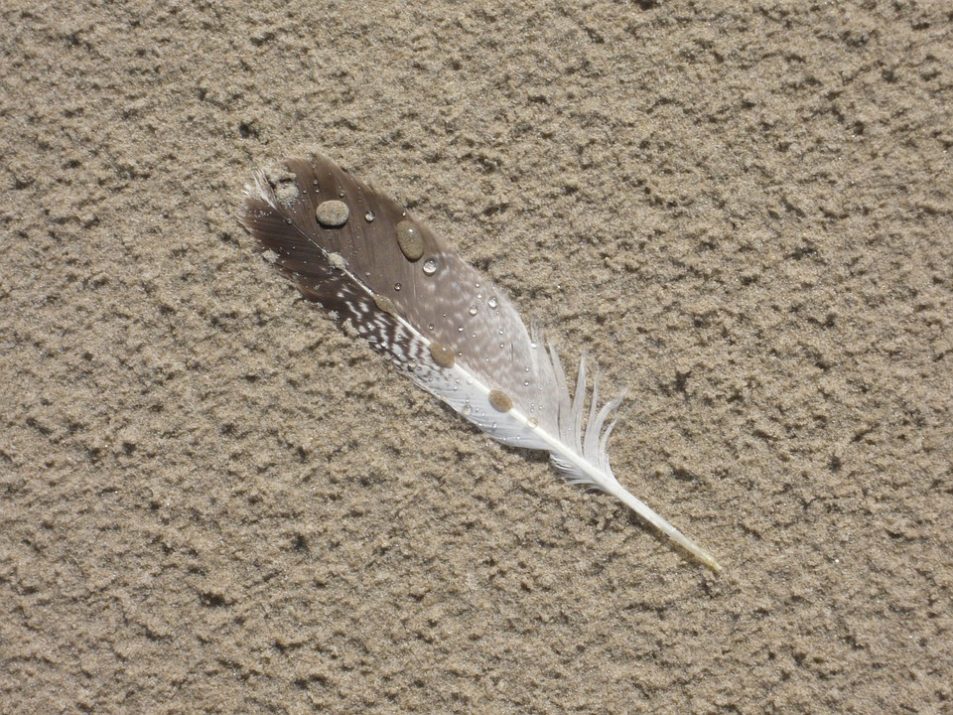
left=2, top=2, right=951, bottom=713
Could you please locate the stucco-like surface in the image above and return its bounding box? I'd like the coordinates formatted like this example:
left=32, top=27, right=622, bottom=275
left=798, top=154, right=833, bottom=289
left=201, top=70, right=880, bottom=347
left=2, top=2, right=951, bottom=712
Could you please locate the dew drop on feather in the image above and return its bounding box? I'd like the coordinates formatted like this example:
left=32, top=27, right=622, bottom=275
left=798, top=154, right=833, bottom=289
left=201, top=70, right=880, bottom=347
left=422, top=258, right=438, bottom=276
left=394, top=282, right=401, bottom=291
left=315, top=200, right=349, bottom=227
left=488, top=297, right=498, bottom=309
left=365, top=211, right=375, bottom=222
left=489, top=389, right=513, bottom=413
left=373, top=294, right=398, bottom=315
left=429, top=342, right=455, bottom=368
left=468, top=306, right=478, bottom=316
left=396, top=220, right=424, bottom=261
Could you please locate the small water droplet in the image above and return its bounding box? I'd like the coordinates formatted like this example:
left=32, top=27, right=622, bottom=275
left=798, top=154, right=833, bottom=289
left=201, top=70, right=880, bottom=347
left=394, top=282, right=401, bottom=291
left=422, top=258, right=438, bottom=276
left=488, top=297, right=498, bottom=309
left=523, top=380, right=530, bottom=387
left=528, top=416, right=539, bottom=428
left=468, top=306, right=478, bottom=316
left=462, top=403, right=472, bottom=416
left=427, top=323, right=435, bottom=331
left=364, top=211, right=375, bottom=222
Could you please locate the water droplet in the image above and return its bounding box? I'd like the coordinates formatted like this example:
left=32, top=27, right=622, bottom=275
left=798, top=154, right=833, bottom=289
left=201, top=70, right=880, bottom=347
left=394, top=282, right=401, bottom=291
left=468, top=306, right=478, bottom=316
left=429, top=342, right=455, bottom=368
left=528, top=416, right=539, bottom=428
left=462, top=403, right=472, bottom=416
left=364, top=211, right=375, bottom=222
left=315, top=200, right=349, bottom=227
left=488, top=389, right=513, bottom=413
left=373, top=293, right=397, bottom=315
left=488, top=297, right=498, bottom=309
left=427, top=323, right=435, bottom=331
left=523, top=380, right=530, bottom=387
left=422, top=258, right=438, bottom=276
left=395, top=220, right=424, bottom=261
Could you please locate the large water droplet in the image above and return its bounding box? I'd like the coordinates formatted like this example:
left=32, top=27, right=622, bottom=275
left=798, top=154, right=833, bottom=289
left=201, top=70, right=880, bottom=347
left=422, top=258, right=438, bottom=276
left=396, top=220, right=424, bottom=261
left=315, top=199, right=349, bottom=227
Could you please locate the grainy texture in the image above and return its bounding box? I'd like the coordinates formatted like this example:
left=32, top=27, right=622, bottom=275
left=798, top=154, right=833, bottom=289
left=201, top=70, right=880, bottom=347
left=1, top=2, right=951, bottom=713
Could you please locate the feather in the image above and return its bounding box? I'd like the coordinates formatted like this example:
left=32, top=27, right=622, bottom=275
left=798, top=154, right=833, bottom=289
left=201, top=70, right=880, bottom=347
left=241, top=153, right=721, bottom=572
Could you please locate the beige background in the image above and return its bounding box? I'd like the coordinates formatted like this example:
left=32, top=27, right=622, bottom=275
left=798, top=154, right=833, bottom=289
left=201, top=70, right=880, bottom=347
left=2, top=2, right=951, bottom=713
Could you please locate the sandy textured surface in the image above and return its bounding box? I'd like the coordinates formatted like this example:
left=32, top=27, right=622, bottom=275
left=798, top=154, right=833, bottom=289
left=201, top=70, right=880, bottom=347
left=2, top=2, right=952, bottom=713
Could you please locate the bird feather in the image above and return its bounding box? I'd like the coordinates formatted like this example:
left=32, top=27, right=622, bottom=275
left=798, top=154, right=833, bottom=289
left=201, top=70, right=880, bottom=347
left=241, top=153, right=720, bottom=572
